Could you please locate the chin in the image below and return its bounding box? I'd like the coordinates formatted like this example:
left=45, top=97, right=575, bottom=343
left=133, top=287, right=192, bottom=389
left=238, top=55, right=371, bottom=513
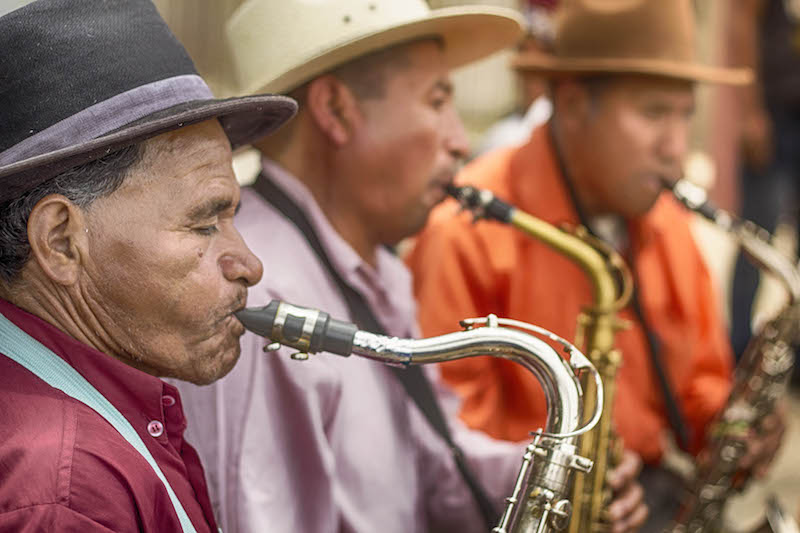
left=184, top=345, right=242, bottom=386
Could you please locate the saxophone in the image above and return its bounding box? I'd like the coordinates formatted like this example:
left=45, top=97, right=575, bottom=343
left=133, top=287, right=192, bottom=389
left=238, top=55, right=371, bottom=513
left=665, top=178, right=800, bottom=533
left=447, top=185, right=632, bottom=532
left=235, top=299, right=603, bottom=532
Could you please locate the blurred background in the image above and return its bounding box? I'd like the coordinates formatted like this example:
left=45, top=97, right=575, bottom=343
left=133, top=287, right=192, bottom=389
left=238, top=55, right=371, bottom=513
left=152, top=0, right=800, bottom=526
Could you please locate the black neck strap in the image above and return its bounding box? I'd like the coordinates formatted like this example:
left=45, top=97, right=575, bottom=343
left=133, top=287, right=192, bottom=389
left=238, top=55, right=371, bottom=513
left=547, top=126, right=691, bottom=450
left=252, top=172, right=499, bottom=527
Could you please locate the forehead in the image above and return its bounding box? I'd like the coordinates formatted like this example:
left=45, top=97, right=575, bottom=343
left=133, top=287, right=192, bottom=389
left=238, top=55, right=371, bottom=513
left=115, top=120, right=237, bottom=205
left=384, top=39, right=449, bottom=87
left=596, top=75, right=695, bottom=103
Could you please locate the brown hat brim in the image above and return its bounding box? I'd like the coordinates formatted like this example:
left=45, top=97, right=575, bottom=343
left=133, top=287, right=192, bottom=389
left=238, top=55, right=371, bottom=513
left=512, top=53, right=752, bottom=86
left=0, top=94, right=297, bottom=204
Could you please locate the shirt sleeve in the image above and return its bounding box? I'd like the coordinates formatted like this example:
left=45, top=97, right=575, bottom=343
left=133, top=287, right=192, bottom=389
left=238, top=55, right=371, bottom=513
left=0, top=505, right=120, bottom=533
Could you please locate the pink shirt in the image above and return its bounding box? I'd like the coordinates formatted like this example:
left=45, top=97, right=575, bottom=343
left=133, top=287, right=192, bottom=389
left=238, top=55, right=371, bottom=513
left=0, top=298, right=218, bottom=532
left=174, top=159, right=523, bottom=533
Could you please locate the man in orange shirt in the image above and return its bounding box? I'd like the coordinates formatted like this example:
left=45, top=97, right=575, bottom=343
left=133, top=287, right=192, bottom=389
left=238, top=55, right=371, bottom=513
left=408, top=0, right=784, bottom=529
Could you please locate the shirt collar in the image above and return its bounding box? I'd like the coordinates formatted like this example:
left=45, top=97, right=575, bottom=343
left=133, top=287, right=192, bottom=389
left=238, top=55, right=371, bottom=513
left=0, top=297, right=176, bottom=439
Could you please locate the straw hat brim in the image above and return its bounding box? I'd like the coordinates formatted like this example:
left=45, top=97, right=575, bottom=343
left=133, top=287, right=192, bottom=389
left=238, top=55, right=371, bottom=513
left=250, top=6, right=525, bottom=95
left=512, top=53, right=752, bottom=86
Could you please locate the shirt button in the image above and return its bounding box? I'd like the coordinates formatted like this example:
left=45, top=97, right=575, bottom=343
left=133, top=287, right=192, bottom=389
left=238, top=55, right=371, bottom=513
left=147, top=420, right=164, bottom=438
left=162, top=395, right=176, bottom=407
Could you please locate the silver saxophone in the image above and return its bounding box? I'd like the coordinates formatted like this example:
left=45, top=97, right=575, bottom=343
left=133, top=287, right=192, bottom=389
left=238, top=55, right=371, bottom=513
left=235, top=300, right=603, bottom=532
left=665, top=178, right=800, bottom=533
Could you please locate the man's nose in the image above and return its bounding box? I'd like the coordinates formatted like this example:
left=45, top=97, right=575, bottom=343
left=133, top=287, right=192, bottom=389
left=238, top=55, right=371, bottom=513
left=659, top=117, right=690, bottom=164
left=220, top=231, right=263, bottom=287
left=443, top=106, right=469, bottom=160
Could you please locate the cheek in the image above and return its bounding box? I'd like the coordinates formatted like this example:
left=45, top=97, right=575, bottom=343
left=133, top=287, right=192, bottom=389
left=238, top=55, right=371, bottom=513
left=92, top=232, right=213, bottom=323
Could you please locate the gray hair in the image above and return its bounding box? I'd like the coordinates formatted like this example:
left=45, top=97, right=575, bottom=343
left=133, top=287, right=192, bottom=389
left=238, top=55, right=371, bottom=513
left=0, top=143, right=142, bottom=283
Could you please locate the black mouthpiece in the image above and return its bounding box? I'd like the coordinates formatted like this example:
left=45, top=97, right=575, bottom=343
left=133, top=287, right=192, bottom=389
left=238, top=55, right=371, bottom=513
left=447, top=184, right=514, bottom=223
left=235, top=300, right=358, bottom=356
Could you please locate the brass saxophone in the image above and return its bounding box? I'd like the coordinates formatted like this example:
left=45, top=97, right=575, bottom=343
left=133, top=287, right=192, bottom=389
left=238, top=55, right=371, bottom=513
left=447, top=185, right=632, bottom=532
left=235, top=299, right=603, bottom=532
left=666, top=178, right=800, bottom=533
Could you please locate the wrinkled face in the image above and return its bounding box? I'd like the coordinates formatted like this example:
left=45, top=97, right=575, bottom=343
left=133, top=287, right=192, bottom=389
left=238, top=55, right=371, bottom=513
left=349, top=40, right=469, bottom=245
left=572, top=76, right=695, bottom=218
left=82, top=120, right=263, bottom=385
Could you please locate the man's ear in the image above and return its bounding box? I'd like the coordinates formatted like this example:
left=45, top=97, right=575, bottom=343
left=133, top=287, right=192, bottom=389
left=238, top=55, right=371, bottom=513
left=305, top=75, right=361, bottom=146
left=26, top=194, right=88, bottom=286
left=553, top=80, right=593, bottom=131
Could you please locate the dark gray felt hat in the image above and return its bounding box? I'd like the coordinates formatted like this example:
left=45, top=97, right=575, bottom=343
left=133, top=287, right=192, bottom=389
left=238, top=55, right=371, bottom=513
left=0, top=0, right=298, bottom=204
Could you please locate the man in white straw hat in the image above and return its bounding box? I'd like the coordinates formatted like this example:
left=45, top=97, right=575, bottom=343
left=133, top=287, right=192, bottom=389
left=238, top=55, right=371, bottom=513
left=174, top=0, right=646, bottom=532
left=410, top=0, right=785, bottom=529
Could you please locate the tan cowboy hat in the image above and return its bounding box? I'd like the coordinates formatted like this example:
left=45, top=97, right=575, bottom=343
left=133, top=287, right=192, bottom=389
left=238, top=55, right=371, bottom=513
left=226, top=0, right=525, bottom=96
left=512, top=0, right=751, bottom=85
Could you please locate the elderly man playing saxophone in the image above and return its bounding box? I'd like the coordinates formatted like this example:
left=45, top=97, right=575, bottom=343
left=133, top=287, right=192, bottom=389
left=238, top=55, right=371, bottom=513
left=0, top=0, right=295, bottom=530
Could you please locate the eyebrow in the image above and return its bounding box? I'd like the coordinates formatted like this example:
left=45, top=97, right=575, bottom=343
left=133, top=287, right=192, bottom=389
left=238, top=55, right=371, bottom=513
left=186, top=197, right=240, bottom=221
left=433, top=79, right=453, bottom=96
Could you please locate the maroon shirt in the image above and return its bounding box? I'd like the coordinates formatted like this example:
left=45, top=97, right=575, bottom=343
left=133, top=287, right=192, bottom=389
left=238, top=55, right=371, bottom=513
left=0, top=298, right=219, bottom=532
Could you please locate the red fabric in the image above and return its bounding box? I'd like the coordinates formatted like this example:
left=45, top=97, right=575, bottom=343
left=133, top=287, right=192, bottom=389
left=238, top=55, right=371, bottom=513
left=0, top=298, right=218, bottom=532
left=407, top=125, right=734, bottom=463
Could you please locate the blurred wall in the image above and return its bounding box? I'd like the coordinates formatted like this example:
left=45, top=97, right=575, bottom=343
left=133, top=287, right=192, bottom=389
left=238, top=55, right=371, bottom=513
left=152, top=0, right=243, bottom=96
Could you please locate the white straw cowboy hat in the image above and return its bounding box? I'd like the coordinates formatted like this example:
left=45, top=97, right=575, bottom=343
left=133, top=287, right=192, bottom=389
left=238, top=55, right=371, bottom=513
left=226, top=0, right=525, bottom=96
left=512, top=0, right=751, bottom=85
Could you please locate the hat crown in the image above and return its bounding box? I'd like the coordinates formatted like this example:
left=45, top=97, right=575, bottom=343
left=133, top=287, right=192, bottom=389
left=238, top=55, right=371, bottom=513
left=0, top=0, right=197, bottom=153
left=554, top=0, right=696, bottom=64
left=228, top=0, right=433, bottom=95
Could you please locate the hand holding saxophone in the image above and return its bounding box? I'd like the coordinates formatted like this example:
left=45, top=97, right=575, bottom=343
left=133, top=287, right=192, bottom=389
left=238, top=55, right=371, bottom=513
left=736, top=400, right=787, bottom=480
left=607, top=449, right=648, bottom=533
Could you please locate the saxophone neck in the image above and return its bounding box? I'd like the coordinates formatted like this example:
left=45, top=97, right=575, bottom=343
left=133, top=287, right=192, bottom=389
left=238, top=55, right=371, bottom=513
left=236, top=300, right=602, bottom=439
left=666, top=178, right=800, bottom=303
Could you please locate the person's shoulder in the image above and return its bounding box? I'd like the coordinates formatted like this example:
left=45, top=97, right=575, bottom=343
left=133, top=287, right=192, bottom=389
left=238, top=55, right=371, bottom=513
left=0, top=367, right=142, bottom=528
left=461, top=144, right=521, bottom=187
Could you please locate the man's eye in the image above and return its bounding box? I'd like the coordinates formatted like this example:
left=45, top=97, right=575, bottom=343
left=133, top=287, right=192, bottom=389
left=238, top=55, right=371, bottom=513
left=431, top=97, right=447, bottom=110
left=194, top=225, right=219, bottom=236
left=641, top=106, right=667, bottom=119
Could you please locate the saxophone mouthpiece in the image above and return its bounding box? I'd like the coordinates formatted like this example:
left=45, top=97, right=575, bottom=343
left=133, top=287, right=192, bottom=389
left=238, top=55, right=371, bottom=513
left=235, top=303, right=279, bottom=338
left=659, top=175, right=678, bottom=191
left=235, top=300, right=358, bottom=356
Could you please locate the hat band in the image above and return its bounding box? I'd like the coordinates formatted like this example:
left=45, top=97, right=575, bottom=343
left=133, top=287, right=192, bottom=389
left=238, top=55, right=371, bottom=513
left=0, top=74, right=213, bottom=167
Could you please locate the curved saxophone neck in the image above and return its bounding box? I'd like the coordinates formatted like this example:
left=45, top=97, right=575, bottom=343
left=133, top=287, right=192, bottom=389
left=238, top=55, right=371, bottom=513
left=447, top=185, right=632, bottom=351
left=666, top=178, right=800, bottom=303
left=235, top=300, right=600, bottom=439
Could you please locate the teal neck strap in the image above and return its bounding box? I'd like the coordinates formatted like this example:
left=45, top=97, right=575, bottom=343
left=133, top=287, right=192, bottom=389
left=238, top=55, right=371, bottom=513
left=0, top=311, right=198, bottom=533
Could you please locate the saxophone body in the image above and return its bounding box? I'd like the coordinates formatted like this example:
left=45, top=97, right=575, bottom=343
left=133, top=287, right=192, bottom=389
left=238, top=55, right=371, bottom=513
left=666, top=178, right=800, bottom=533
left=235, top=300, right=602, bottom=532
left=447, top=185, right=632, bottom=532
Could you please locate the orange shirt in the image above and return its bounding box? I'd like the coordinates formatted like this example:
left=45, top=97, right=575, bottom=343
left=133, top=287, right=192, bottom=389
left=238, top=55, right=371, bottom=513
left=407, top=126, right=733, bottom=463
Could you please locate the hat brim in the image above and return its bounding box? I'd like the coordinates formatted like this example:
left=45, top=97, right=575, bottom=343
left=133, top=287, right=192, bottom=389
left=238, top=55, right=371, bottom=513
left=0, top=94, right=297, bottom=204
left=249, top=6, right=525, bottom=95
left=511, top=53, right=752, bottom=86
